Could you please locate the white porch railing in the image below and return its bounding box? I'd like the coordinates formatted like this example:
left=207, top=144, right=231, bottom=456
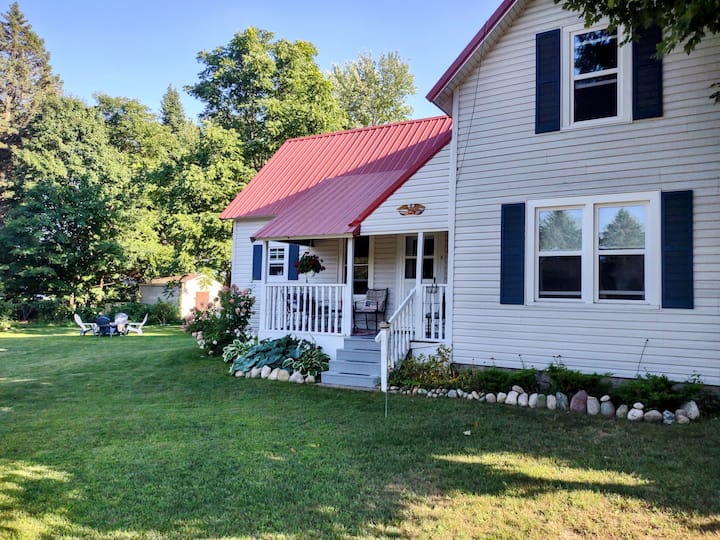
left=421, top=283, right=447, bottom=342
left=265, top=284, right=344, bottom=335
left=377, top=283, right=448, bottom=392
left=376, top=287, right=415, bottom=392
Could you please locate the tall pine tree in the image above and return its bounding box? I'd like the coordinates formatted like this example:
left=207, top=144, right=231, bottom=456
left=0, top=2, right=61, bottom=215
left=160, top=84, right=187, bottom=133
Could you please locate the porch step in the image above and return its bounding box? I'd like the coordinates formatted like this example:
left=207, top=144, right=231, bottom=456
left=322, top=337, right=380, bottom=390
left=321, top=372, right=378, bottom=389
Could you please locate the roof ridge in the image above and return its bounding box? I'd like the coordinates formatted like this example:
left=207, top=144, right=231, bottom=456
left=284, top=115, right=450, bottom=144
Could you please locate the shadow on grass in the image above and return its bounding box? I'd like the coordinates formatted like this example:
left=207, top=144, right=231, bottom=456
left=1, top=329, right=719, bottom=538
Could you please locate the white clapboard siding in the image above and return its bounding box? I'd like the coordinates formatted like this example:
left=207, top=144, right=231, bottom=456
left=450, top=0, right=720, bottom=385
left=231, top=219, right=270, bottom=333
left=361, top=145, right=451, bottom=235
left=295, top=239, right=344, bottom=285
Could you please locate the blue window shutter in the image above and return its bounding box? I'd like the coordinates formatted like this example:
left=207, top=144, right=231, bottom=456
left=535, top=29, right=561, bottom=134
left=287, top=244, right=300, bottom=281
left=500, top=203, right=526, bottom=304
left=661, top=191, right=693, bottom=309
left=251, top=245, right=263, bottom=281
left=633, top=26, right=663, bottom=120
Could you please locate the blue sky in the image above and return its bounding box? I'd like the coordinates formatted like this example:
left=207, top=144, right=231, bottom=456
left=8, top=0, right=503, bottom=122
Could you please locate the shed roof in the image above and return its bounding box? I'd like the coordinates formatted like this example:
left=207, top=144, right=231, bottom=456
left=141, top=274, right=203, bottom=286
left=220, top=116, right=452, bottom=240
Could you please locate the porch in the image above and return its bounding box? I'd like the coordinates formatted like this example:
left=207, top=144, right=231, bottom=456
left=260, top=281, right=448, bottom=389
left=255, top=231, right=450, bottom=389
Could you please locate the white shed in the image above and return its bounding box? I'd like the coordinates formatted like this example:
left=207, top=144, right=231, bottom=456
left=139, top=274, right=223, bottom=318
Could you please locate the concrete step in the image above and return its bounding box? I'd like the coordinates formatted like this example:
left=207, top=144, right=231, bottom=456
left=343, top=337, right=380, bottom=351
left=336, top=348, right=381, bottom=363
left=321, top=372, right=378, bottom=389
left=328, top=359, right=380, bottom=376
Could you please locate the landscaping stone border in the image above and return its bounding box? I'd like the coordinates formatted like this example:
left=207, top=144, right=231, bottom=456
left=387, top=385, right=702, bottom=425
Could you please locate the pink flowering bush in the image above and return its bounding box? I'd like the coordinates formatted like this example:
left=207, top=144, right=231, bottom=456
left=182, top=285, right=255, bottom=356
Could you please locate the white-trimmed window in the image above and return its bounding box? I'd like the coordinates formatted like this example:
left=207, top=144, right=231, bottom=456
left=562, top=22, right=632, bottom=128
left=267, top=244, right=286, bottom=279
left=527, top=192, right=660, bottom=305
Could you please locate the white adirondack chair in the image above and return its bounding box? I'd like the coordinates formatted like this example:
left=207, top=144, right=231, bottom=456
left=73, top=313, right=97, bottom=336
left=126, top=313, right=148, bottom=335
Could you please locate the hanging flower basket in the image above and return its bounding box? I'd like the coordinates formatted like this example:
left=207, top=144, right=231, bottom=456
left=295, top=252, right=325, bottom=275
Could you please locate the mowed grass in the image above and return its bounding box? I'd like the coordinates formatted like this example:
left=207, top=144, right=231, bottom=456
left=1, top=326, right=719, bottom=539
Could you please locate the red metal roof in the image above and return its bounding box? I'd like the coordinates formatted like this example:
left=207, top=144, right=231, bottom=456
left=426, top=0, right=519, bottom=114
left=220, top=116, right=452, bottom=240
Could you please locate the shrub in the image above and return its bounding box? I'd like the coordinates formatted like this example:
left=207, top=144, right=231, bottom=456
left=148, top=300, right=181, bottom=325
left=222, top=337, right=259, bottom=364
left=388, top=345, right=456, bottom=389
left=611, top=373, right=705, bottom=410
left=283, top=343, right=330, bottom=377
left=229, top=335, right=327, bottom=376
left=112, top=301, right=150, bottom=322
left=546, top=362, right=612, bottom=396
left=183, top=286, right=254, bottom=357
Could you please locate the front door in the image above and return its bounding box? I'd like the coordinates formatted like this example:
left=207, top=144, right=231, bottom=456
left=400, top=234, right=438, bottom=300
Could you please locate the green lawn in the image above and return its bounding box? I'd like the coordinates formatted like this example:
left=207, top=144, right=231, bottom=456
left=1, top=326, right=718, bottom=539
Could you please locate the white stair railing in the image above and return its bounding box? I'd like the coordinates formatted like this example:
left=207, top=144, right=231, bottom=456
left=376, top=287, right=416, bottom=392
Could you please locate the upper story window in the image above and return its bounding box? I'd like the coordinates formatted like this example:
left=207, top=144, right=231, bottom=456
left=562, top=23, right=632, bottom=128
left=527, top=192, right=659, bottom=305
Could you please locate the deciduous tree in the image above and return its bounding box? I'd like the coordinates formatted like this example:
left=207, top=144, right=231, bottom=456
left=0, top=96, right=130, bottom=305
left=186, top=27, right=345, bottom=170
left=330, top=51, right=416, bottom=128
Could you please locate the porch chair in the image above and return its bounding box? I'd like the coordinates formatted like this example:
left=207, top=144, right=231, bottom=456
left=353, top=288, right=388, bottom=332
left=126, top=313, right=148, bottom=335
left=73, top=313, right=97, bottom=336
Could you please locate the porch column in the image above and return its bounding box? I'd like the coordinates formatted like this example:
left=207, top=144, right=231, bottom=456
left=415, top=231, right=424, bottom=339
left=260, top=240, right=268, bottom=332
left=342, top=237, right=354, bottom=336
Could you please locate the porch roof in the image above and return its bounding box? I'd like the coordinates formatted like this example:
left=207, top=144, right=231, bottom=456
left=220, top=116, right=452, bottom=240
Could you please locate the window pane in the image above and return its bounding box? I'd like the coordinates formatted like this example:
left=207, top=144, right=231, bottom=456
left=354, top=266, right=368, bottom=280
left=598, top=205, right=645, bottom=249
left=599, top=254, right=645, bottom=300
left=574, top=75, right=617, bottom=121
left=574, top=29, right=617, bottom=75
left=405, top=237, right=417, bottom=257
left=269, top=264, right=284, bottom=276
left=355, top=236, right=369, bottom=258
left=353, top=280, right=369, bottom=295
left=405, top=258, right=416, bottom=279
left=424, top=237, right=435, bottom=256
left=422, top=258, right=434, bottom=280
left=539, top=209, right=582, bottom=251
left=539, top=256, right=581, bottom=298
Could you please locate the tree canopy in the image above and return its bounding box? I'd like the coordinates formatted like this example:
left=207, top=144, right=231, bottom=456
left=0, top=96, right=128, bottom=305
left=556, top=0, right=720, bottom=100
left=186, top=27, right=346, bottom=170
left=0, top=6, right=422, bottom=316
left=0, top=2, right=61, bottom=216
left=330, top=51, right=416, bottom=129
